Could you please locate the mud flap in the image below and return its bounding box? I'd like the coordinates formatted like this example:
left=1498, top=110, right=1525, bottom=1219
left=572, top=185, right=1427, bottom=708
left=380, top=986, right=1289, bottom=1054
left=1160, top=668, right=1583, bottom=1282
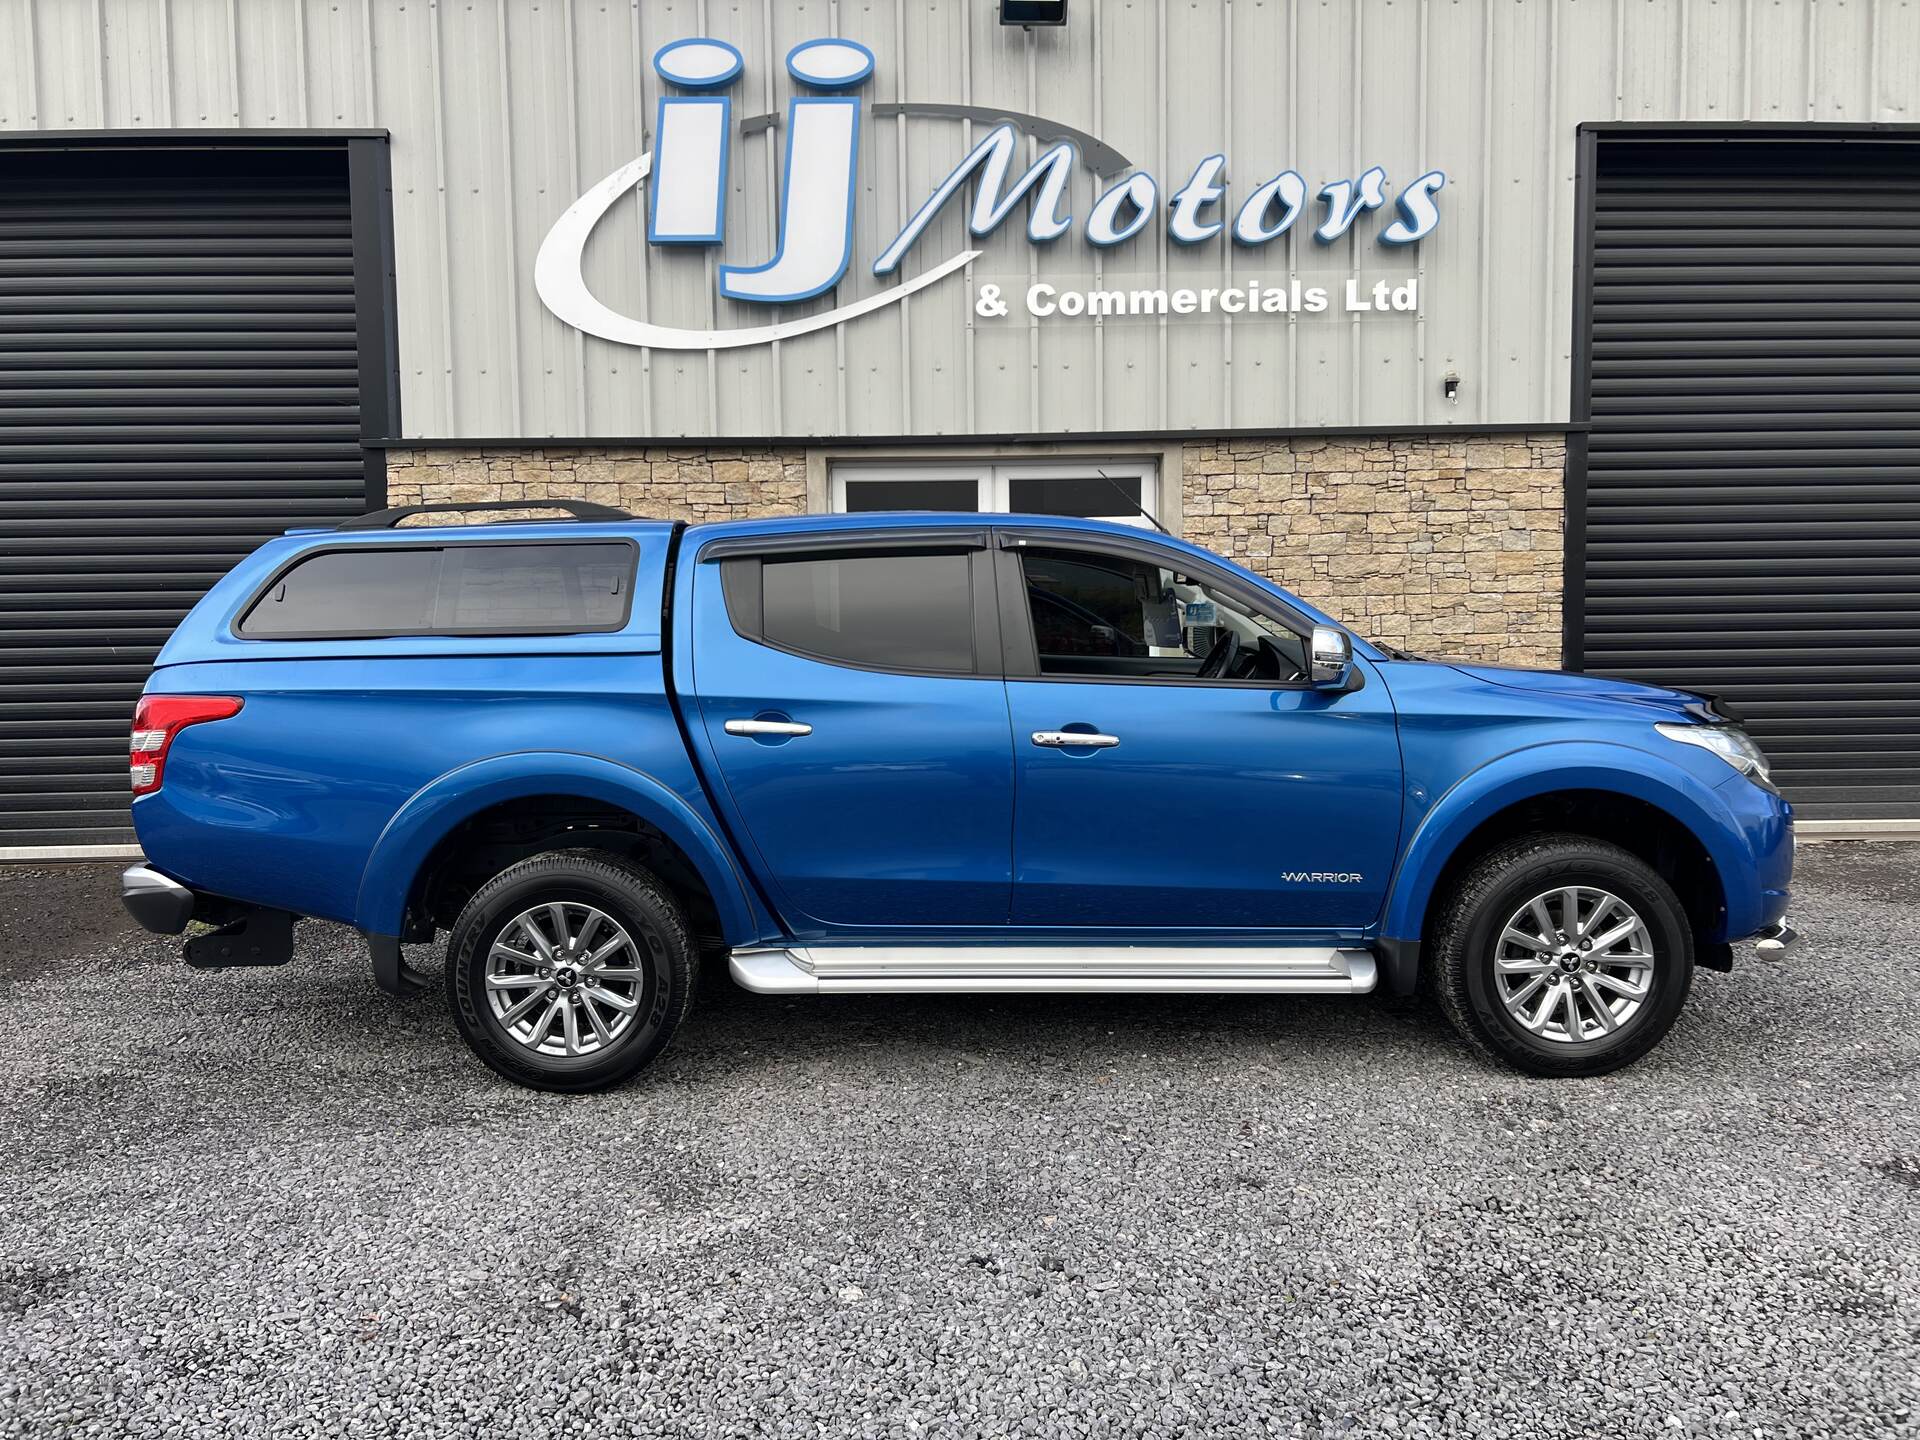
left=367, top=933, right=433, bottom=997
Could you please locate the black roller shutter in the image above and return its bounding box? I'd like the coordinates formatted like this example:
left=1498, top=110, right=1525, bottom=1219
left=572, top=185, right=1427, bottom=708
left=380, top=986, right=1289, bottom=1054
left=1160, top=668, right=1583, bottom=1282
left=0, top=137, right=394, bottom=853
left=1575, top=132, right=1920, bottom=823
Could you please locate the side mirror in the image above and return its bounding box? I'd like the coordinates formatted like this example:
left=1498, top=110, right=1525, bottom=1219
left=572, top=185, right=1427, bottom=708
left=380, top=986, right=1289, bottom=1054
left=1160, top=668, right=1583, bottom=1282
left=1309, top=625, right=1352, bottom=688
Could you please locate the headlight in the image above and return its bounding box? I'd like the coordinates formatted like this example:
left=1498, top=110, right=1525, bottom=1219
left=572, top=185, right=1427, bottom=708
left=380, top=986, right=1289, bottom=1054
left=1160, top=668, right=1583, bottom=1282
left=1655, top=721, right=1774, bottom=787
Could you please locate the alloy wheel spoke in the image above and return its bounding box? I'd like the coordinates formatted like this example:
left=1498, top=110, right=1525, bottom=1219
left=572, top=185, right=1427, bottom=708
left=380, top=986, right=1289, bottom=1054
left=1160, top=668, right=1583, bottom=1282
left=1506, top=973, right=1550, bottom=1010
left=527, top=995, right=564, bottom=1045
left=1586, top=917, right=1642, bottom=955
left=516, top=915, right=557, bottom=963
left=1521, top=981, right=1561, bottom=1032
left=575, top=909, right=605, bottom=954
left=1497, top=955, right=1555, bottom=975
left=1528, top=897, right=1559, bottom=943
left=586, top=985, right=638, bottom=1013
left=499, top=982, right=555, bottom=1025
left=1581, top=977, right=1617, bottom=1032
left=561, top=996, right=582, bottom=1056
left=1500, top=927, right=1553, bottom=956
left=1560, top=888, right=1585, bottom=938
left=546, top=904, right=574, bottom=951
left=591, top=966, right=646, bottom=981
left=585, top=935, right=631, bottom=969
left=1590, top=970, right=1650, bottom=1000
left=580, top=994, right=615, bottom=1045
left=486, top=972, right=547, bottom=990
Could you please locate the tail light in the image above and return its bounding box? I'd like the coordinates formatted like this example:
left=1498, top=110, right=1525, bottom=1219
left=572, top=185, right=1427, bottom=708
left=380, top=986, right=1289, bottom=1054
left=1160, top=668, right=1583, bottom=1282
left=130, top=695, right=242, bottom=796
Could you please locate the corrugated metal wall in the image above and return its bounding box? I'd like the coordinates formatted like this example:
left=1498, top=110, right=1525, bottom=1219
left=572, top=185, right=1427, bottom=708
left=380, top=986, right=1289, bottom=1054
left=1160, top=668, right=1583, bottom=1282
left=0, top=0, right=1908, bottom=441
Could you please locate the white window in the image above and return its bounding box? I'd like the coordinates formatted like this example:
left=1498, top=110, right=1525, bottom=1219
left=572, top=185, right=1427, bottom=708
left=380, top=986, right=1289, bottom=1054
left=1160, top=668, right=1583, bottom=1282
left=829, top=459, right=1160, bottom=528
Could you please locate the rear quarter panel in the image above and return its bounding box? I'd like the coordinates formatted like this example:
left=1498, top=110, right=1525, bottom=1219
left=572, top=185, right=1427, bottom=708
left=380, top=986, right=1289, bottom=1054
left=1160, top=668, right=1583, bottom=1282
left=134, top=653, right=724, bottom=928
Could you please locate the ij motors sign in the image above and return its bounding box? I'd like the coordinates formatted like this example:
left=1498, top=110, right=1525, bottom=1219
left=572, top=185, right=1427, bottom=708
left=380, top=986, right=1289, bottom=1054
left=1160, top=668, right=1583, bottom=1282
left=536, top=37, right=1445, bottom=350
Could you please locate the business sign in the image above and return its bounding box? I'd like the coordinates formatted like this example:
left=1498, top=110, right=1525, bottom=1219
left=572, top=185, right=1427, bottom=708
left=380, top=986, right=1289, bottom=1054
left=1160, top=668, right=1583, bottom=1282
left=536, top=36, right=1445, bottom=351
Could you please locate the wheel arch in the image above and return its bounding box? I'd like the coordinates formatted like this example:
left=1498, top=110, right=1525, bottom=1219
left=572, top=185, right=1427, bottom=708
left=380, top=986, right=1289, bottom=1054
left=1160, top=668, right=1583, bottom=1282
left=354, top=752, right=768, bottom=945
left=1380, top=744, right=1744, bottom=974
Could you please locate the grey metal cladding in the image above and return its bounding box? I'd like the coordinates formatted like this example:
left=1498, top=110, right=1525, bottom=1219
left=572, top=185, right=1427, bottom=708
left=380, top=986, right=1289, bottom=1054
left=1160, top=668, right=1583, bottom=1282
left=0, top=0, right=1903, bottom=441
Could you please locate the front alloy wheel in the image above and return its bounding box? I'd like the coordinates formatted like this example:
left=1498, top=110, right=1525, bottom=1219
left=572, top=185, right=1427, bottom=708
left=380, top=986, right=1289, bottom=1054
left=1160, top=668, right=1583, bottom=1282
left=1429, top=834, right=1694, bottom=1076
left=1492, top=886, right=1655, bottom=1044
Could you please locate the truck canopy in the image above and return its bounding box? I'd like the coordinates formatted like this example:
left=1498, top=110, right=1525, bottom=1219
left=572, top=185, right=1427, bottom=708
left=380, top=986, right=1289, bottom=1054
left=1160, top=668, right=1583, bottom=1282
left=152, top=519, right=679, bottom=668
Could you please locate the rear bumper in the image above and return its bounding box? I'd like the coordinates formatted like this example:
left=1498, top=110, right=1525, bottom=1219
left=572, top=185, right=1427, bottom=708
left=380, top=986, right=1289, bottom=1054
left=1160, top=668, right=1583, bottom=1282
left=120, top=863, right=196, bottom=935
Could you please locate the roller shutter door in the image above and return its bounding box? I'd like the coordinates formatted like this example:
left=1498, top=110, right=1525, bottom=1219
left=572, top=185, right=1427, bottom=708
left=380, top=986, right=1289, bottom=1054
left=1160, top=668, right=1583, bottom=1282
left=1579, top=135, right=1920, bottom=823
left=0, top=144, right=378, bottom=853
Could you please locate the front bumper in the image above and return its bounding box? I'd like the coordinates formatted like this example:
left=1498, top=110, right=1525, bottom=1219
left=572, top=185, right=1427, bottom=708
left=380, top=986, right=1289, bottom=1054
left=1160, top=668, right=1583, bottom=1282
left=121, top=863, right=195, bottom=935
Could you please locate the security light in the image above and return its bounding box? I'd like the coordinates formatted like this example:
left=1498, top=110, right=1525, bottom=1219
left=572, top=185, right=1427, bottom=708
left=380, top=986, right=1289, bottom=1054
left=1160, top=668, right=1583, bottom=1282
left=1000, top=0, right=1068, bottom=27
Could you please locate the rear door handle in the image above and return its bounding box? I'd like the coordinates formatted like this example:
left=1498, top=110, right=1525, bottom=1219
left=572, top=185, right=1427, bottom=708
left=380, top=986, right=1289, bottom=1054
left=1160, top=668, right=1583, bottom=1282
left=1031, top=730, right=1120, bottom=749
left=725, top=719, right=813, bottom=737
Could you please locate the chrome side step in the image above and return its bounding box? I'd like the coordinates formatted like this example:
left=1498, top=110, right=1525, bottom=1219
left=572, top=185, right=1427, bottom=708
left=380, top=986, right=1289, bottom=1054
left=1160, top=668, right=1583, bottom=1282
left=729, top=945, right=1378, bottom=995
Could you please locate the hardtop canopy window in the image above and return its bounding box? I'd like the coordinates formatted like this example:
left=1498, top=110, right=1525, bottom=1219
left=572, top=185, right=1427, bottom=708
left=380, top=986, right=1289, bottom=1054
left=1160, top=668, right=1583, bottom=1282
left=239, top=541, right=636, bottom=638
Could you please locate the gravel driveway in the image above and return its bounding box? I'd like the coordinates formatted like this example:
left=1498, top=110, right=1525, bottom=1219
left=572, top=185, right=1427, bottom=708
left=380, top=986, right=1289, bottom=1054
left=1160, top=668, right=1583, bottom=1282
left=2, top=843, right=1916, bottom=1438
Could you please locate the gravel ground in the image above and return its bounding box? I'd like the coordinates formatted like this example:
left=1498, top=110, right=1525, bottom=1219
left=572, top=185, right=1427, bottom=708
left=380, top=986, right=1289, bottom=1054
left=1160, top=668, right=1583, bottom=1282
left=1, top=844, right=1917, bottom=1439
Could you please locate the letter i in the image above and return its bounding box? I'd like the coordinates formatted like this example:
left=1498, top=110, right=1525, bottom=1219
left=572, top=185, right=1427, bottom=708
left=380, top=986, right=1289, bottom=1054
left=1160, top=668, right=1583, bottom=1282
left=648, top=38, right=743, bottom=245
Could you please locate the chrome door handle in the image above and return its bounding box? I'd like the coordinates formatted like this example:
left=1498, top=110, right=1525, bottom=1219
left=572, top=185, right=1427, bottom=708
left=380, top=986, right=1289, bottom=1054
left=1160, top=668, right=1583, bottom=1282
left=1031, top=730, right=1120, bottom=749
left=725, top=719, right=813, bottom=737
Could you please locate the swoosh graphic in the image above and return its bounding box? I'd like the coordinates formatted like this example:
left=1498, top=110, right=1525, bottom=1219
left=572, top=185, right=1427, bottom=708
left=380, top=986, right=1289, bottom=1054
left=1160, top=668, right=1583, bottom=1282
left=535, top=151, right=981, bottom=351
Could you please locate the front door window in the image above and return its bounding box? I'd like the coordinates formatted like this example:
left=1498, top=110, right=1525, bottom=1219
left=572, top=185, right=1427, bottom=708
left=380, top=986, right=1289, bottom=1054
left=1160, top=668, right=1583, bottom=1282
left=1016, top=546, right=1308, bottom=683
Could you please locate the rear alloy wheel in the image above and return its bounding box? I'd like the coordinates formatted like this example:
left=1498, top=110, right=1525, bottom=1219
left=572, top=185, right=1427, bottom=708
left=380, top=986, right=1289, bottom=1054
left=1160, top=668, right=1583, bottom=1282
left=1429, top=834, right=1694, bottom=1076
left=446, top=850, right=696, bottom=1092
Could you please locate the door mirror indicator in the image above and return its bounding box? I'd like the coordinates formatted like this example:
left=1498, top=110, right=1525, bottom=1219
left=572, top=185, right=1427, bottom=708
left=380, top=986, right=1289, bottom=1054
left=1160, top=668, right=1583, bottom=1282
left=1309, top=625, right=1352, bottom=688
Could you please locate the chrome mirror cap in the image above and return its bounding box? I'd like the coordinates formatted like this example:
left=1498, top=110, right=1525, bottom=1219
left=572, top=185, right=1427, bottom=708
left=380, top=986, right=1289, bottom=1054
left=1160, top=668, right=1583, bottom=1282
left=1309, top=625, right=1352, bottom=687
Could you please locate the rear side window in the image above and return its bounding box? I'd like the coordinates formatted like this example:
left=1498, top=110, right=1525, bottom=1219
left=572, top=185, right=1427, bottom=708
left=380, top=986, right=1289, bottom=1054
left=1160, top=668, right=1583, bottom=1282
left=757, top=551, right=974, bottom=672
left=239, top=541, right=635, bottom=638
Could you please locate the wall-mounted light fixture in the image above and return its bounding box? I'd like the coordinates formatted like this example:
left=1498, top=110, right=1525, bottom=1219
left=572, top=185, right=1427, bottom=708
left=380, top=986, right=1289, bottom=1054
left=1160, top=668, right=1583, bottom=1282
left=1001, top=0, right=1068, bottom=27
left=1442, top=371, right=1461, bottom=406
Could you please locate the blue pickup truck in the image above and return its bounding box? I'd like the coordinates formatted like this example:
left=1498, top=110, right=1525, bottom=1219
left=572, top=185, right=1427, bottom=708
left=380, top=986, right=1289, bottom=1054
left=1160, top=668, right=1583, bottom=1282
left=120, top=500, right=1795, bottom=1091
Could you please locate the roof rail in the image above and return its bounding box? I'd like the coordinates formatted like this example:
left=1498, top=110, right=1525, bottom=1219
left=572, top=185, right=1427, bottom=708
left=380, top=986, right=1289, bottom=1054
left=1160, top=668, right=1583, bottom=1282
left=336, top=499, right=633, bottom=531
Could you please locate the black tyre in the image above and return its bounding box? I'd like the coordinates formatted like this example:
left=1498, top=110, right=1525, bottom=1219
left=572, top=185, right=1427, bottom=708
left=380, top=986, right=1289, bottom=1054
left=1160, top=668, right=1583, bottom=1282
left=445, top=849, right=697, bottom=1093
left=1427, top=833, right=1693, bottom=1077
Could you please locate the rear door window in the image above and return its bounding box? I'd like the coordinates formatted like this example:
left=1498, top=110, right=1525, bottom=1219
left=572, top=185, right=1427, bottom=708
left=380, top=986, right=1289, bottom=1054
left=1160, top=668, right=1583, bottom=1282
left=756, top=551, right=975, bottom=673
left=239, top=541, right=635, bottom=638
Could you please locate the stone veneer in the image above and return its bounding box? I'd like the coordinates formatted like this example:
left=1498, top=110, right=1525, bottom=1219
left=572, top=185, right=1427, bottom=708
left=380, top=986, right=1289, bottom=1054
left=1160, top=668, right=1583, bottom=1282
left=384, top=446, right=810, bottom=523
left=385, top=432, right=1564, bottom=667
left=1180, top=433, right=1566, bottom=668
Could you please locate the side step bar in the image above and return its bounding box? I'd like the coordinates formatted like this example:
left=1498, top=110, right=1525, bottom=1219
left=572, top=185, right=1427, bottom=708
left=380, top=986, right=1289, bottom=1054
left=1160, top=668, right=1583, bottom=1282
left=729, top=945, right=1378, bottom=995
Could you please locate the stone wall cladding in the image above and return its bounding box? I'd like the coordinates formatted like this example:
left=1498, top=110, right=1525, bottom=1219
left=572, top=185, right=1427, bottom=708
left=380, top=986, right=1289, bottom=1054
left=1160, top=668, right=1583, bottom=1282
left=384, top=433, right=1565, bottom=668
left=1181, top=433, right=1566, bottom=667
left=383, top=447, right=809, bottom=523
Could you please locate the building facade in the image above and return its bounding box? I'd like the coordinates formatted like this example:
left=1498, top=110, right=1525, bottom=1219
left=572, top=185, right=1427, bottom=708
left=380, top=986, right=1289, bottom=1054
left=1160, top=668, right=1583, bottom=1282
left=0, top=0, right=1914, bottom=853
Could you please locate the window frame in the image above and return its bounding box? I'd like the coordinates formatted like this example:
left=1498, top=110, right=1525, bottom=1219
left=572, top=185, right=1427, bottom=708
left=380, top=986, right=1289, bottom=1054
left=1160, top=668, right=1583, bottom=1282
left=992, top=529, right=1330, bottom=692
left=715, top=539, right=1002, bottom=680
left=233, top=536, right=640, bottom=641
left=830, top=459, right=1161, bottom=527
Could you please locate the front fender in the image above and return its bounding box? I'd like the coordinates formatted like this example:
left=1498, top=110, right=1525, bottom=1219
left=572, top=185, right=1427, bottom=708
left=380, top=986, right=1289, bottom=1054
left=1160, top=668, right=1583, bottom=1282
left=353, top=750, right=765, bottom=943
left=1380, top=740, right=1753, bottom=946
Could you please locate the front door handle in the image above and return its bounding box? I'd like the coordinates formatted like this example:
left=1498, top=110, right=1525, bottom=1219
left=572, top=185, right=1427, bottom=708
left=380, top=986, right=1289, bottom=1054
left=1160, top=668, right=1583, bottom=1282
left=1031, top=730, right=1120, bottom=749
left=725, top=719, right=813, bottom=737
